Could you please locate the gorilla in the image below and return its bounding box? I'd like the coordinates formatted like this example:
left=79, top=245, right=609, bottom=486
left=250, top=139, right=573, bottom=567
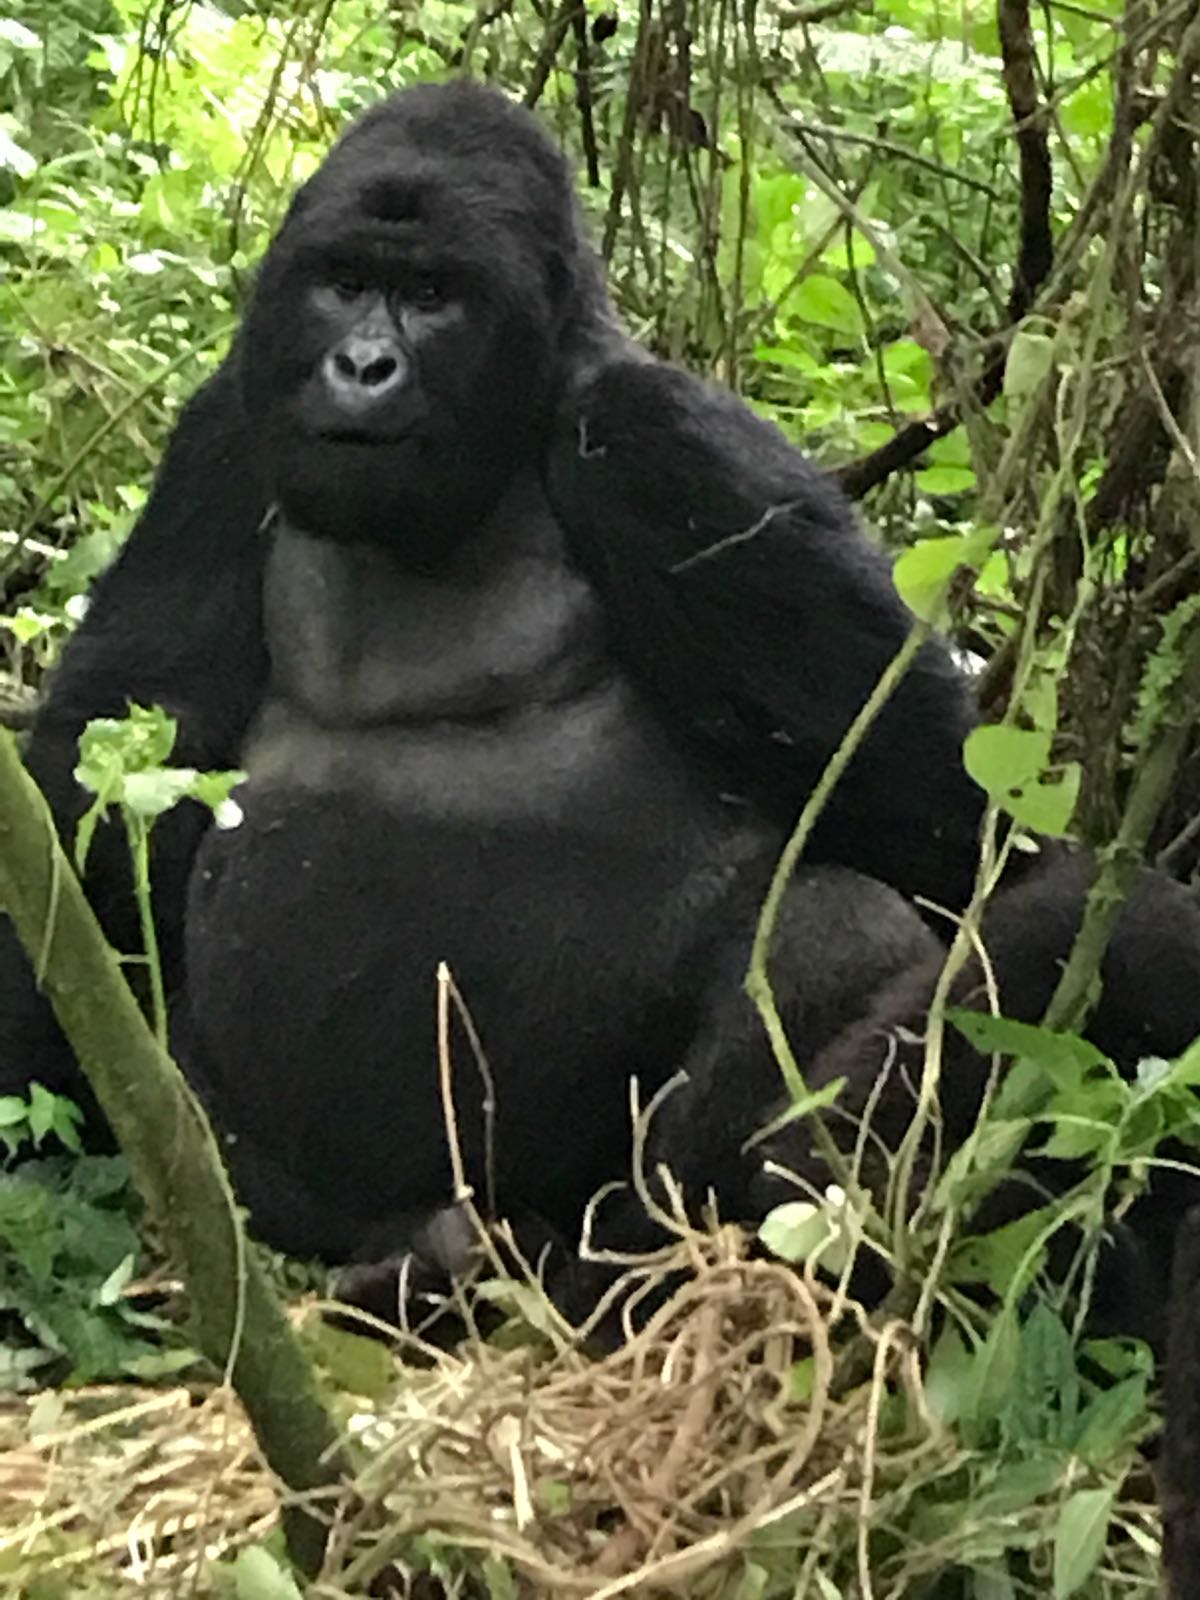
left=1165, top=1206, right=1200, bottom=1596
left=2, top=82, right=1200, bottom=1358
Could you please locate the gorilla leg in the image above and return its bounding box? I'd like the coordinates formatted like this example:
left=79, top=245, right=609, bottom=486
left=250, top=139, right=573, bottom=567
left=752, top=853, right=1200, bottom=1344
left=329, top=866, right=939, bottom=1333
left=640, top=865, right=943, bottom=1228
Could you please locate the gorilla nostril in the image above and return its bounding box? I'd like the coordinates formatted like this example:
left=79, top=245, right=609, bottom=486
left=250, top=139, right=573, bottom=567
left=363, top=354, right=398, bottom=389
left=333, top=350, right=358, bottom=381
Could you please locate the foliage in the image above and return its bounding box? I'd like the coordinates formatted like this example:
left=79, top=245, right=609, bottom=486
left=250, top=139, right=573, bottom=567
left=0, top=1084, right=189, bottom=1385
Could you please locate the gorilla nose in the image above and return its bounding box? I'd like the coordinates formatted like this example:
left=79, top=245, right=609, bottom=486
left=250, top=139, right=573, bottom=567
left=322, top=335, right=406, bottom=412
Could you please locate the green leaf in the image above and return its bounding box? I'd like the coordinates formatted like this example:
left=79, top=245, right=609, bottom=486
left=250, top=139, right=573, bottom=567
left=0, top=1097, right=31, bottom=1129
left=963, top=725, right=1080, bottom=835
left=893, top=529, right=994, bottom=622
left=932, top=1117, right=1028, bottom=1213
left=744, top=1076, right=845, bottom=1147
left=758, top=1201, right=832, bottom=1262
left=753, top=344, right=820, bottom=374
left=970, top=1454, right=1062, bottom=1519
left=963, top=1307, right=1020, bottom=1434
left=964, top=723, right=1048, bottom=790
left=120, top=767, right=201, bottom=819
left=1072, top=1373, right=1149, bottom=1462
left=948, top=1012, right=1107, bottom=1089
left=1005, top=1304, right=1079, bottom=1447
left=232, top=1546, right=303, bottom=1600
left=915, top=464, right=977, bottom=495
left=924, top=1322, right=974, bottom=1426
left=27, top=1083, right=59, bottom=1146
left=95, top=1253, right=137, bottom=1308
left=483, top=1556, right=519, bottom=1600
left=791, top=274, right=864, bottom=336
left=1052, top=1486, right=1114, bottom=1597
left=948, top=1205, right=1053, bottom=1299
left=0, top=125, right=35, bottom=180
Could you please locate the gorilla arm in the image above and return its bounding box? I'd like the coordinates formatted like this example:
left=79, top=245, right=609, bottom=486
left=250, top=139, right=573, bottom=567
left=0, top=356, right=270, bottom=1105
left=545, top=356, right=985, bottom=916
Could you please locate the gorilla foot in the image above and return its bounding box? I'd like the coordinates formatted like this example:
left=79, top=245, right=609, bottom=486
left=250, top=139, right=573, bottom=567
left=328, top=1201, right=584, bottom=1347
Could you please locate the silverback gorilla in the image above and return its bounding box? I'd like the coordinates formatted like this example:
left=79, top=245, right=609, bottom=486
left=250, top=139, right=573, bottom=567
left=3, top=82, right=1200, bottom=1439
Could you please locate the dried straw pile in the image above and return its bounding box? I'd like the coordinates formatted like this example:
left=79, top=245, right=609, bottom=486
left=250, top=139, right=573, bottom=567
left=0, top=1237, right=956, bottom=1598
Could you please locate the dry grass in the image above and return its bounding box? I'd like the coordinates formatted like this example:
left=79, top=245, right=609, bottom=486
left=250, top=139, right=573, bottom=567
left=0, top=1229, right=961, bottom=1598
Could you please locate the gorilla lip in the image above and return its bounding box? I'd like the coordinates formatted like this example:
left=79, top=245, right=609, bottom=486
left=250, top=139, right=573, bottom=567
left=317, top=428, right=414, bottom=446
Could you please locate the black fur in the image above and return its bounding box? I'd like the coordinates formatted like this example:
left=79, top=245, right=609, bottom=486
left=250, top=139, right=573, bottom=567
left=1165, top=1205, right=1200, bottom=1596
left=3, top=85, right=1199, bottom=1392
left=750, top=855, right=1200, bottom=1349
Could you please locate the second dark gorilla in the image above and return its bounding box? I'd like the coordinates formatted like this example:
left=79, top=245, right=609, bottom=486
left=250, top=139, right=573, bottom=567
left=3, top=83, right=1200, bottom=1343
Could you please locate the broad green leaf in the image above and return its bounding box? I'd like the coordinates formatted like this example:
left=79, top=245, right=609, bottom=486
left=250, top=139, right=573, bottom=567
left=964, top=723, right=1050, bottom=789
left=1072, top=1373, right=1149, bottom=1462
left=752, top=344, right=820, bottom=374
left=947, top=1012, right=1106, bottom=1083
left=1052, top=1486, right=1114, bottom=1597
left=1005, top=1304, right=1079, bottom=1447
left=233, top=1546, right=303, bottom=1600
left=26, top=1082, right=58, bottom=1145
left=916, top=465, right=977, bottom=495
left=821, top=234, right=876, bottom=270
left=894, top=528, right=994, bottom=622
left=96, top=1253, right=137, bottom=1307
left=792, top=274, right=863, bottom=336
left=963, top=725, right=1081, bottom=835
left=0, top=1097, right=30, bottom=1129
left=948, top=1205, right=1053, bottom=1299
left=970, top=1454, right=1062, bottom=1518
left=758, top=1201, right=831, bottom=1262
left=120, top=767, right=201, bottom=819
left=883, top=338, right=933, bottom=378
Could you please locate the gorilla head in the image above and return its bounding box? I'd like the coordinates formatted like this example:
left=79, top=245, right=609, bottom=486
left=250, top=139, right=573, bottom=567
left=239, top=82, right=610, bottom=559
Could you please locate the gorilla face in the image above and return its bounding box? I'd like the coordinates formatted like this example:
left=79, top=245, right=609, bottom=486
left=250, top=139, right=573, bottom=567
left=239, top=83, right=600, bottom=560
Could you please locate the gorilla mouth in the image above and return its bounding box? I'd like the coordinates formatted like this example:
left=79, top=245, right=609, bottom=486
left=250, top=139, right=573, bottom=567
left=317, top=427, right=415, bottom=446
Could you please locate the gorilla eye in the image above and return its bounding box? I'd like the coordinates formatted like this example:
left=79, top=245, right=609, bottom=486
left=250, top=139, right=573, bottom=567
left=331, top=275, right=367, bottom=302
left=409, top=278, right=444, bottom=311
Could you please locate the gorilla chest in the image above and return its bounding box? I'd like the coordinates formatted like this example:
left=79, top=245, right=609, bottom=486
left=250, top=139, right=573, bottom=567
left=219, top=513, right=739, bottom=912
left=183, top=518, right=754, bottom=1202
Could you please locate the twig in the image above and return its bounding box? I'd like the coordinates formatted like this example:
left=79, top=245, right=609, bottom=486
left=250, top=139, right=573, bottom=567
left=570, top=0, right=601, bottom=186
left=832, top=0, right=1054, bottom=498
